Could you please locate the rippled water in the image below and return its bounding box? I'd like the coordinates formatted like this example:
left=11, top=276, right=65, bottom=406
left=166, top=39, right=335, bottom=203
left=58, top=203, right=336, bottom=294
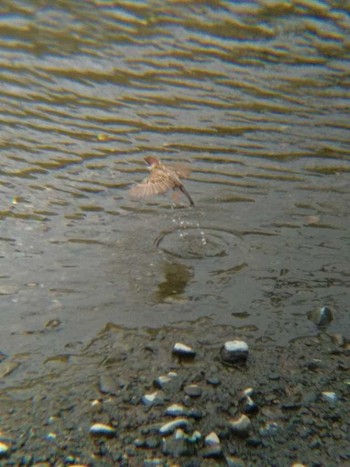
left=0, top=0, right=349, bottom=379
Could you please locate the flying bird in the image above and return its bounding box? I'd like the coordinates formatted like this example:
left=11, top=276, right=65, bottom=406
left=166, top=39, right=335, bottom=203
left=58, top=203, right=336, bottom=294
left=129, top=156, right=194, bottom=206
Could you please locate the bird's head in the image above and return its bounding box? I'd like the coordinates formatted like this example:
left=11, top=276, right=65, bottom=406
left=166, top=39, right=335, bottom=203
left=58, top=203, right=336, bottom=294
left=144, top=156, right=160, bottom=168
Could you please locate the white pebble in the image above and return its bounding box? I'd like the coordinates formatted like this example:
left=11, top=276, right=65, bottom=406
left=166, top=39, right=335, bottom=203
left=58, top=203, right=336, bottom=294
left=0, top=441, right=9, bottom=455
left=205, top=431, right=220, bottom=445
left=322, top=391, right=338, bottom=403
left=165, top=403, right=186, bottom=416
left=89, top=423, right=116, bottom=436
left=224, top=340, right=248, bottom=352
left=159, top=418, right=189, bottom=435
left=142, top=391, right=159, bottom=404
left=173, top=342, right=195, bottom=356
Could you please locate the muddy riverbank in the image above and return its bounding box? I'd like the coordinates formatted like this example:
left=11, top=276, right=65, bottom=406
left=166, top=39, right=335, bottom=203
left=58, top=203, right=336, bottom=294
left=1, top=318, right=349, bottom=466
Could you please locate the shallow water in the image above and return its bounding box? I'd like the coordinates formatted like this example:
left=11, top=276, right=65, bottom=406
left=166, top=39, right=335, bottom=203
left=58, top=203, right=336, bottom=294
left=0, top=0, right=349, bottom=380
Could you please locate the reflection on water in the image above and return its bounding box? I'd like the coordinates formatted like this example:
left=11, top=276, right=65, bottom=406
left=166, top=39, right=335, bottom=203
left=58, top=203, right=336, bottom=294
left=155, top=260, right=193, bottom=303
left=0, top=0, right=349, bottom=380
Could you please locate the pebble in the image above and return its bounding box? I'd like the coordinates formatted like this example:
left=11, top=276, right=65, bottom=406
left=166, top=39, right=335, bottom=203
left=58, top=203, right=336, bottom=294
left=206, top=375, right=221, bottom=385
left=221, top=340, right=249, bottom=365
left=144, top=459, right=164, bottom=467
left=159, top=418, right=190, bottom=435
left=165, top=403, right=186, bottom=416
left=162, top=431, right=196, bottom=457
left=154, top=372, right=178, bottom=389
left=331, top=333, right=345, bottom=347
left=205, top=431, right=220, bottom=445
left=89, top=423, right=116, bottom=436
left=174, top=428, right=186, bottom=439
left=187, top=408, right=204, bottom=419
left=172, top=342, right=196, bottom=358
left=308, top=306, right=333, bottom=327
left=241, top=395, right=259, bottom=414
left=0, top=361, right=20, bottom=378
left=225, top=456, right=246, bottom=467
left=240, top=387, right=254, bottom=398
left=99, top=375, right=117, bottom=395
left=134, top=436, right=160, bottom=449
left=188, top=430, right=202, bottom=443
left=201, top=443, right=223, bottom=458
left=0, top=441, right=9, bottom=457
left=142, top=391, right=164, bottom=406
left=0, top=285, right=19, bottom=295
left=229, top=414, right=252, bottom=437
left=321, top=391, right=338, bottom=403
left=306, top=358, right=324, bottom=371
left=259, top=421, right=279, bottom=437
left=184, top=384, right=202, bottom=397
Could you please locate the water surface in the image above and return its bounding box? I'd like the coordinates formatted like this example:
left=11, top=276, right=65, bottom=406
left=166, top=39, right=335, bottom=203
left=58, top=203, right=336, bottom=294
left=0, top=0, right=349, bottom=381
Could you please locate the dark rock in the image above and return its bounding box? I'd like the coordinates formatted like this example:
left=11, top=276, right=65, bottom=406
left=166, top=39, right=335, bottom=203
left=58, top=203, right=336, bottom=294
left=281, top=401, right=301, bottom=410
left=187, top=408, right=204, bottom=419
left=246, top=437, right=263, bottom=447
left=221, top=340, right=249, bottom=365
left=240, top=396, right=259, bottom=414
left=172, top=343, right=196, bottom=358
left=308, top=306, right=333, bottom=327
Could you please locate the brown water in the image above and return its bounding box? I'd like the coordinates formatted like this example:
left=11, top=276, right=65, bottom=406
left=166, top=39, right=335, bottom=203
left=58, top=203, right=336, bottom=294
left=0, top=0, right=349, bottom=380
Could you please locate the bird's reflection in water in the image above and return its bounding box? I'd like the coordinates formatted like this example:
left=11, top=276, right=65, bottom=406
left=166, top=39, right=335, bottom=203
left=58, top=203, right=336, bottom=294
left=155, top=260, right=193, bottom=303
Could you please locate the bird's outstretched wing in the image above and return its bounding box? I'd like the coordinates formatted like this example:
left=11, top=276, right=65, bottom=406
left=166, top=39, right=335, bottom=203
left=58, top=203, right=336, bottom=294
left=129, top=173, right=173, bottom=198
left=172, top=163, right=191, bottom=179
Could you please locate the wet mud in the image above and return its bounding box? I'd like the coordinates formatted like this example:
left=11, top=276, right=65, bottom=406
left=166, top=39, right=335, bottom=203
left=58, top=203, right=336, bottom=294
left=0, top=319, right=349, bottom=466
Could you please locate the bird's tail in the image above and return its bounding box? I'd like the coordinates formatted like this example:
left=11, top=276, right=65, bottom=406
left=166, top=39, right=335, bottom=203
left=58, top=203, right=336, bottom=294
left=179, top=185, right=194, bottom=206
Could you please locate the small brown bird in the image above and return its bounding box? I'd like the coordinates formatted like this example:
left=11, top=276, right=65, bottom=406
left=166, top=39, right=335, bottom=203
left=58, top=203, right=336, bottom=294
left=129, top=156, right=194, bottom=206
